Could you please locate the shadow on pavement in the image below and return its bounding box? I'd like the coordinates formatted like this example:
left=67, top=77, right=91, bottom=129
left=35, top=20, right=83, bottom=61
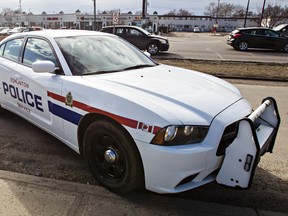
left=0, top=109, right=287, bottom=213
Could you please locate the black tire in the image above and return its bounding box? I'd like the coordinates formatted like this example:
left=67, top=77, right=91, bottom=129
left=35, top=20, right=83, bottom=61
left=237, top=41, right=248, bottom=51
left=83, top=119, right=144, bottom=193
left=283, top=43, right=288, bottom=53
left=147, top=43, right=159, bottom=55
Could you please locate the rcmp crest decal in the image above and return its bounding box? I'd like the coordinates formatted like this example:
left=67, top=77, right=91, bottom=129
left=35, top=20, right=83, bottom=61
left=65, top=92, right=73, bottom=107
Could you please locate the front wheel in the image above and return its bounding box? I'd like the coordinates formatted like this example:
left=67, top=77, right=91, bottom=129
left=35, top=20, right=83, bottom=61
left=83, top=119, right=144, bottom=193
left=237, top=41, right=248, bottom=51
left=147, top=43, right=159, bottom=55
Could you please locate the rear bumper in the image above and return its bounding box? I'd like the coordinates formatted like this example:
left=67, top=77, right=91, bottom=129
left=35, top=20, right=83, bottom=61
left=226, top=38, right=236, bottom=46
left=216, top=97, right=280, bottom=188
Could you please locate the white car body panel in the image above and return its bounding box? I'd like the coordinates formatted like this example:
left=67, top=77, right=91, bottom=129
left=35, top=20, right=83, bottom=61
left=82, top=65, right=242, bottom=126
left=0, top=30, right=280, bottom=194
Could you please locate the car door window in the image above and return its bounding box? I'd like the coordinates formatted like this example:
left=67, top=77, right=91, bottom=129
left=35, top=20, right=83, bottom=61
left=23, top=38, right=58, bottom=67
left=2, top=38, right=24, bottom=62
left=250, top=30, right=257, bottom=35
left=264, top=30, right=279, bottom=38
left=129, top=29, right=143, bottom=37
left=115, top=28, right=125, bottom=35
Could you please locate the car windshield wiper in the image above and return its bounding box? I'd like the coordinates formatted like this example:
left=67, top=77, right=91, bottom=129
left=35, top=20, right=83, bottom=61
left=81, top=69, right=122, bottom=75
left=122, top=64, right=156, bottom=71
left=81, top=64, right=157, bottom=75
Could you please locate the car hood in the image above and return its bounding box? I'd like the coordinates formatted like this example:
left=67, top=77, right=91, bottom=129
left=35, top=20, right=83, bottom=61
left=81, top=65, right=243, bottom=126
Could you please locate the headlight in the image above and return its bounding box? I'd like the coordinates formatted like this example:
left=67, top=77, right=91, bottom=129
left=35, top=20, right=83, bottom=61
left=159, top=39, right=167, bottom=44
left=151, top=125, right=209, bottom=146
left=164, top=126, right=178, bottom=141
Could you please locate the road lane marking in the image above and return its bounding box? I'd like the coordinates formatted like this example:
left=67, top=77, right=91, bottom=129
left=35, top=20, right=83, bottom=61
left=206, top=48, right=226, bottom=60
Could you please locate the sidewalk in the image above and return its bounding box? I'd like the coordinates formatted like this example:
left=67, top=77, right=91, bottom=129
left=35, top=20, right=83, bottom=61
left=0, top=170, right=287, bottom=216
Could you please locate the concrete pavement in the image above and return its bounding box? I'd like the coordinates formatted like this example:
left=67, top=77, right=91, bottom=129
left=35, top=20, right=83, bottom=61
left=0, top=170, right=287, bottom=216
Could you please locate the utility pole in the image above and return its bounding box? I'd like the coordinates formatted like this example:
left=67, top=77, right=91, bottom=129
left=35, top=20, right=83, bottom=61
left=19, top=0, right=22, bottom=26
left=216, top=0, right=220, bottom=24
left=93, top=0, right=96, bottom=30
left=142, top=0, right=147, bottom=19
left=142, top=0, right=148, bottom=29
left=19, top=0, right=22, bottom=13
left=244, top=0, right=250, bottom=27
left=213, top=0, right=220, bottom=35
left=259, top=0, right=266, bottom=27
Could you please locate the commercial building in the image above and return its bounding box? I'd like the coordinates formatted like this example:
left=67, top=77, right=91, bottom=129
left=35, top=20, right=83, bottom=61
left=0, top=10, right=259, bottom=33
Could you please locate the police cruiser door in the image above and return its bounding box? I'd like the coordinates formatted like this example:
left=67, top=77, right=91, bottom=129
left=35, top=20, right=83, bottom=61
left=0, top=37, right=64, bottom=136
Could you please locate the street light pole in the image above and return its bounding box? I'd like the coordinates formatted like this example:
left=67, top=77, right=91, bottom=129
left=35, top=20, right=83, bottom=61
left=244, top=0, right=250, bottom=27
left=93, top=0, right=96, bottom=30
left=216, top=0, right=220, bottom=24
left=142, top=0, right=146, bottom=19
left=259, top=0, right=266, bottom=27
left=19, top=0, right=22, bottom=27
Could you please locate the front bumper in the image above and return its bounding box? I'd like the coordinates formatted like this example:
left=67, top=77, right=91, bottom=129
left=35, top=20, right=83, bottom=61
left=216, top=97, right=280, bottom=188
left=136, top=97, right=280, bottom=193
left=159, top=43, right=170, bottom=52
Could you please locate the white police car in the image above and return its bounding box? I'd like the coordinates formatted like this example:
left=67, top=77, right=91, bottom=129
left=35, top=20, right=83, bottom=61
left=0, top=30, right=280, bottom=193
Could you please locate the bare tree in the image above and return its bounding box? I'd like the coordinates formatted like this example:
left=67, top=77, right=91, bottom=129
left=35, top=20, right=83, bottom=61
left=262, top=4, right=288, bottom=27
left=165, top=9, right=192, bottom=16
left=2, top=8, right=14, bottom=22
left=204, top=2, right=218, bottom=17
left=205, top=0, right=287, bottom=25
left=205, top=2, right=246, bottom=18
left=221, top=3, right=234, bottom=17
left=178, top=9, right=193, bottom=16
left=233, top=5, right=246, bottom=18
left=165, top=9, right=177, bottom=16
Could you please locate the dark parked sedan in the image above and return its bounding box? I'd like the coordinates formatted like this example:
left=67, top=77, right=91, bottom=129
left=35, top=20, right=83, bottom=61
left=227, top=27, right=288, bottom=53
left=100, top=25, right=169, bottom=55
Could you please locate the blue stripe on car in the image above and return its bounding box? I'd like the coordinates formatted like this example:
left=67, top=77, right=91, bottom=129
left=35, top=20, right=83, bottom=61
left=48, top=101, right=82, bottom=125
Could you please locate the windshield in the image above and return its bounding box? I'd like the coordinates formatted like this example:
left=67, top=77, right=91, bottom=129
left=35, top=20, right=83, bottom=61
left=56, top=35, right=156, bottom=75
left=138, top=27, right=151, bottom=35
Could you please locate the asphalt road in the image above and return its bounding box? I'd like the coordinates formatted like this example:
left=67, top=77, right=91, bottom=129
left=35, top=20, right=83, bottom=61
left=155, top=32, right=288, bottom=63
left=0, top=83, right=287, bottom=213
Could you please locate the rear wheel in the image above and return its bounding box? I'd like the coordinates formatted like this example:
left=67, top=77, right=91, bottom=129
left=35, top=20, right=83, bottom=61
left=147, top=43, right=159, bottom=55
left=237, top=41, right=248, bottom=51
left=83, top=119, right=144, bottom=193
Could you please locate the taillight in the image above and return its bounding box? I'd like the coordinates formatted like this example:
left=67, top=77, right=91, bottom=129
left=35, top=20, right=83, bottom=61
left=232, top=33, right=243, bottom=39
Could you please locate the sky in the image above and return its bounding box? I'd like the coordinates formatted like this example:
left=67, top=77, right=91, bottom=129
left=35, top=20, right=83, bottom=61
left=0, top=0, right=286, bottom=16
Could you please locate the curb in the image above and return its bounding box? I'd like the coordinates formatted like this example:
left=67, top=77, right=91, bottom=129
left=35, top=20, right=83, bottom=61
left=1, top=170, right=288, bottom=216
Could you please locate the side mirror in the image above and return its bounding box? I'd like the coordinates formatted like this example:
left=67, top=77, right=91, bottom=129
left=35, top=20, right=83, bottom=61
left=32, top=60, right=55, bottom=73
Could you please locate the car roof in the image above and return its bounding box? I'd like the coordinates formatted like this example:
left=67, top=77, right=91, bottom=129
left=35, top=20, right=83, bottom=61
left=104, top=25, right=136, bottom=28
left=2, top=29, right=112, bottom=40
left=102, top=25, right=145, bottom=31
left=237, top=27, right=271, bottom=31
